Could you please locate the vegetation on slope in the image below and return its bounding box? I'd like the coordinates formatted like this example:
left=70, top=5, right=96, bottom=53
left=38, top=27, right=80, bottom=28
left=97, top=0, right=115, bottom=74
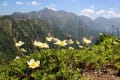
left=0, top=34, right=120, bottom=80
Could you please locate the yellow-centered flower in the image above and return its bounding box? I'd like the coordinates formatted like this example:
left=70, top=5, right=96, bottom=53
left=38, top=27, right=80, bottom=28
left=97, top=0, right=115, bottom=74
left=76, top=40, right=80, bottom=45
left=15, top=41, right=24, bottom=47
left=14, top=56, right=20, bottom=60
left=27, top=59, right=40, bottom=69
left=40, top=43, right=49, bottom=48
left=33, top=41, right=49, bottom=48
left=113, top=41, right=118, bottom=45
left=79, top=45, right=84, bottom=48
left=20, top=48, right=27, bottom=52
left=33, top=40, right=42, bottom=47
left=99, top=33, right=103, bottom=36
left=46, top=37, right=53, bottom=42
left=54, top=40, right=67, bottom=47
left=67, top=39, right=74, bottom=44
left=53, top=37, right=60, bottom=42
left=83, top=37, right=91, bottom=44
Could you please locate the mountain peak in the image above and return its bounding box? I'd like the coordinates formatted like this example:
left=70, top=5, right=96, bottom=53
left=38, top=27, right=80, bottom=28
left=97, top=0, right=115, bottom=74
left=41, top=8, right=56, bottom=12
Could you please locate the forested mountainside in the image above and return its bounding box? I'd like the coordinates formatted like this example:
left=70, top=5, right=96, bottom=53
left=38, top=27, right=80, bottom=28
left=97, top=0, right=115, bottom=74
left=12, top=8, right=120, bottom=35
left=12, top=8, right=102, bottom=40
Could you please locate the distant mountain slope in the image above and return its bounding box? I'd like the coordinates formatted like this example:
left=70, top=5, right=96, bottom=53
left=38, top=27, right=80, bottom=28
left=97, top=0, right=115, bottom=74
left=94, top=17, right=120, bottom=33
left=12, top=8, right=100, bottom=40
left=12, top=8, right=120, bottom=35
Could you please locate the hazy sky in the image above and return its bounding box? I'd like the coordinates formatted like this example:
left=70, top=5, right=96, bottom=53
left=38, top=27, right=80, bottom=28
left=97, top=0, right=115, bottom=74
left=0, top=0, right=120, bottom=19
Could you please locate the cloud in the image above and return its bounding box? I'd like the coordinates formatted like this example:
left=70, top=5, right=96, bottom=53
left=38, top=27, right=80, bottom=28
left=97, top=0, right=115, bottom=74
left=16, top=1, right=24, bottom=5
left=1, top=2, right=8, bottom=7
left=16, top=1, right=39, bottom=6
left=80, top=8, right=94, bottom=17
left=47, top=4, right=57, bottom=11
left=26, top=1, right=39, bottom=6
left=107, top=10, right=120, bottom=18
left=96, top=9, right=120, bottom=18
left=31, top=1, right=38, bottom=6
left=96, top=10, right=105, bottom=15
left=80, top=7, right=120, bottom=19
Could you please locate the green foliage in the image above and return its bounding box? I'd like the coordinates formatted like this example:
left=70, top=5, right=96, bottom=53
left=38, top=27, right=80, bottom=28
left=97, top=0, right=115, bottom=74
left=0, top=35, right=120, bottom=79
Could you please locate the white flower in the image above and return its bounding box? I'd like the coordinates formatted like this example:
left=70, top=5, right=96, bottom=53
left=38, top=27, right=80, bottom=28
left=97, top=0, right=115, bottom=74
left=40, top=43, right=49, bottom=48
left=15, top=41, right=24, bottom=47
left=54, top=40, right=67, bottom=47
left=53, top=37, right=60, bottom=42
left=67, top=39, right=74, bottom=44
left=14, top=56, right=20, bottom=60
left=21, top=48, right=27, bottom=52
left=33, top=40, right=42, bottom=47
left=113, top=41, right=118, bottom=45
left=27, top=59, right=40, bottom=69
left=83, top=37, right=91, bottom=44
left=33, top=41, right=49, bottom=48
left=99, top=33, right=103, bottom=36
left=76, top=40, right=80, bottom=45
left=46, top=37, right=53, bottom=42
left=79, top=45, right=84, bottom=48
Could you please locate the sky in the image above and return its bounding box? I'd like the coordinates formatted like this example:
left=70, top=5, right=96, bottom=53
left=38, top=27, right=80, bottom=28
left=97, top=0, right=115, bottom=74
left=0, top=0, right=120, bottom=19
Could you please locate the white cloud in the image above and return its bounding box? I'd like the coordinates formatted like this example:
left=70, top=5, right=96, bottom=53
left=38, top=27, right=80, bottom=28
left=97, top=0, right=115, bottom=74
left=31, top=1, right=38, bottom=6
left=80, top=7, right=120, bottom=19
left=27, top=1, right=39, bottom=6
left=80, top=8, right=94, bottom=17
left=107, top=10, right=120, bottom=18
left=48, top=7, right=57, bottom=11
left=1, top=2, right=8, bottom=7
left=107, top=10, right=114, bottom=14
left=16, top=1, right=24, bottom=5
left=47, top=4, right=57, bottom=11
left=96, top=9, right=120, bottom=18
left=96, top=10, right=105, bottom=15
left=16, top=1, right=39, bottom=6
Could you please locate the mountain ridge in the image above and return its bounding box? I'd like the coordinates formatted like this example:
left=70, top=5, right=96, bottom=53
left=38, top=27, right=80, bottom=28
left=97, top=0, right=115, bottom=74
left=11, top=8, right=99, bottom=40
left=11, top=8, right=120, bottom=34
